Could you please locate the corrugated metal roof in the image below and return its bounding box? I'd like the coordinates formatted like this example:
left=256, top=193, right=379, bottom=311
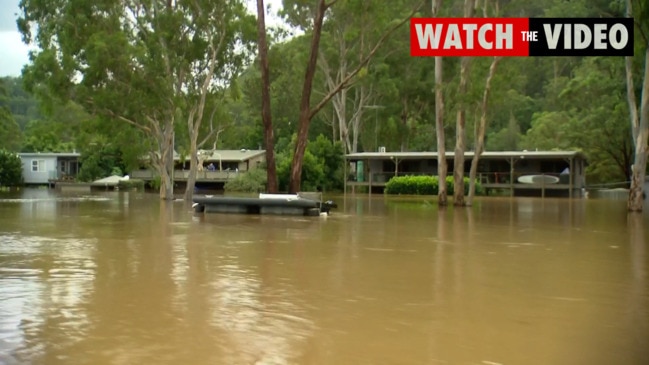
left=18, top=152, right=81, bottom=157
left=194, top=149, right=265, bottom=162
left=143, top=149, right=266, bottom=162
left=345, top=150, right=586, bottom=160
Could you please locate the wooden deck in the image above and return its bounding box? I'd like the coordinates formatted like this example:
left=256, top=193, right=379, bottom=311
left=131, top=169, right=243, bottom=182
left=345, top=173, right=584, bottom=198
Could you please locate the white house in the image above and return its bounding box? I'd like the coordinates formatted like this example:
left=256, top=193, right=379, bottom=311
left=18, top=152, right=81, bottom=184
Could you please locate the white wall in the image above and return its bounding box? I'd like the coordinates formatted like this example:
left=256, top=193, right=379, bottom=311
left=21, top=156, right=57, bottom=184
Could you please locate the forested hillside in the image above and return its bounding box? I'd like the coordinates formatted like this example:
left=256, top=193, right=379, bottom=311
left=3, top=0, right=647, bottom=202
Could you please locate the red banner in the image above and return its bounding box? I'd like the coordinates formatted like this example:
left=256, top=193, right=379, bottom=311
left=410, top=18, right=633, bottom=57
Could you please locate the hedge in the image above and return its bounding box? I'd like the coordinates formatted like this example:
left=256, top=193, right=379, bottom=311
left=224, top=169, right=267, bottom=193
left=384, top=175, right=482, bottom=195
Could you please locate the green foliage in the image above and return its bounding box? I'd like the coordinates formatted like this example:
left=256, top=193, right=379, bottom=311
left=0, top=76, right=42, bottom=130
left=274, top=133, right=344, bottom=192
left=276, top=149, right=325, bottom=192
left=385, top=175, right=438, bottom=195
left=77, top=144, right=127, bottom=182
left=306, top=134, right=345, bottom=190
left=18, top=0, right=258, bottom=198
left=148, top=175, right=162, bottom=191
left=117, top=179, right=144, bottom=191
left=9, top=0, right=644, bottom=191
left=0, top=150, right=23, bottom=187
left=224, top=168, right=267, bottom=193
left=385, top=175, right=482, bottom=196
left=21, top=119, right=76, bottom=152
left=0, top=79, right=23, bottom=152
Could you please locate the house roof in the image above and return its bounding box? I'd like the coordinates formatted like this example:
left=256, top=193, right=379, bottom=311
left=194, top=149, right=265, bottom=162
left=345, top=150, right=586, bottom=160
left=19, top=152, right=81, bottom=158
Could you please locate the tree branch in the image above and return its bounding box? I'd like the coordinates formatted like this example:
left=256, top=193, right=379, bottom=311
left=309, top=1, right=424, bottom=119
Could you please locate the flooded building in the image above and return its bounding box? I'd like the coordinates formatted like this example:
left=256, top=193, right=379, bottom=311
left=345, top=150, right=587, bottom=198
left=18, top=152, right=81, bottom=185
left=131, top=149, right=266, bottom=190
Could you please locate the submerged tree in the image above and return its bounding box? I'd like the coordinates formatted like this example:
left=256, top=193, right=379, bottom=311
left=257, top=0, right=279, bottom=193
left=625, top=0, right=649, bottom=212
left=452, top=0, right=475, bottom=207
left=432, top=0, right=448, bottom=206
left=467, top=56, right=501, bottom=206
left=180, top=1, right=256, bottom=202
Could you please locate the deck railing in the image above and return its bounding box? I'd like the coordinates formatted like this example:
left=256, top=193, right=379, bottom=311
left=131, top=169, right=244, bottom=181
left=348, top=171, right=573, bottom=186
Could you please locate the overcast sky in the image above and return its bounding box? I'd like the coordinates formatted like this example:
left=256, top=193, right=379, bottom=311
left=0, top=0, right=29, bottom=76
left=0, top=0, right=284, bottom=77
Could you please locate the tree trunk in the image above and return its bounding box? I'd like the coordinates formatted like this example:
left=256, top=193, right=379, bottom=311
left=431, top=0, right=447, bottom=206
left=337, top=88, right=350, bottom=152
left=453, top=56, right=472, bottom=206
left=350, top=85, right=369, bottom=153
left=629, top=152, right=648, bottom=211
left=155, top=123, right=175, bottom=200
left=289, top=0, right=328, bottom=193
left=435, top=55, right=448, bottom=206
left=257, top=0, right=278, bottom=193
left=183, top=134, right=198, bottom=202
left=453, top=0, right=475, bottom=206
left=468, top=57, right=501, bottom=206
left=624, top=0, right=648, bottom=212
left=159, top=166, right=173, bottom=200
left=627, top=47, right=649, bottom=212
left=351, top=106, right=364, bottom=153
left=318, top=37, right=350, bottom=152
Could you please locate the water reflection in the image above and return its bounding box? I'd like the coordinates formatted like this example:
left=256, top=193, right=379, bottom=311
left=0, top=234, right=96, bottom=364
left=0, top=191, right=647, bottom=364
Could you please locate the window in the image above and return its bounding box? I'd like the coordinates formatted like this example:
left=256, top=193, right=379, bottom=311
left=31, top=159, right=45, bottom=172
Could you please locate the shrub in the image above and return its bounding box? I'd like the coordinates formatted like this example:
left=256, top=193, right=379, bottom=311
left=224, top=168, right=267, bottom=193
left=148, top=175, right=161, bottom=191
left=117, top=178, right=144, bottom=191
left=275, top=133, right=344, bottom=192
left=0, top=150, right=23, bottom=187
left=385, top=175, right=482, bottom=195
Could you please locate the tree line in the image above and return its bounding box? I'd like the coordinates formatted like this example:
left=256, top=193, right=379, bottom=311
left=1, top=0, right=647, bottom=211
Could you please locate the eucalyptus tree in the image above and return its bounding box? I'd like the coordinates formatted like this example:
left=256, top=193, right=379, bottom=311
left=17, top=0, right=255, bottom=200
left=181, top=1, right=256, bottom=202
left=280, top=0, right=424, bottom=193
left=431, top=0, right=448, bottom=205
left=257, top=0, right=279, bottom=193
left=466, top=56, right=501, bottom=206
left=625, top=0, right=649, bottom=212
left=316, top=0, right=393, bottom=154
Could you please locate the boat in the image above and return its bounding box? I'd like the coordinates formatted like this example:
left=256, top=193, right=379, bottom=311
left=517, top=175, right=560, bottom=184
left=193, top=192, right=337, bottom=216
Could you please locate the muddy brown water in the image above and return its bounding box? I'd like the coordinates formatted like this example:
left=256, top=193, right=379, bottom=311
left=0, top=189, right=647, bottom=365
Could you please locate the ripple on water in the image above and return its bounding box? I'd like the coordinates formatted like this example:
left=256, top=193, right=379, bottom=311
left=0, top=196, right=112, bottom=204
left=0, top=233, right=97, bottom=363
left=207, top=263, right=315, bottom=364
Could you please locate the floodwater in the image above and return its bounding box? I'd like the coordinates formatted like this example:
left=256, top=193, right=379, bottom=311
left=0, top=189, right=647, bottom=365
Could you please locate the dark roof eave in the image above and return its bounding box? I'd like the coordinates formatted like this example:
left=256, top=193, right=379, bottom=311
left=344, top=151, right=587, bottom=160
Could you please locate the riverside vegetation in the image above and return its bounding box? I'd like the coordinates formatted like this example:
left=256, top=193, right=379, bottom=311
left=1, top=0, right=647, bottom=210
